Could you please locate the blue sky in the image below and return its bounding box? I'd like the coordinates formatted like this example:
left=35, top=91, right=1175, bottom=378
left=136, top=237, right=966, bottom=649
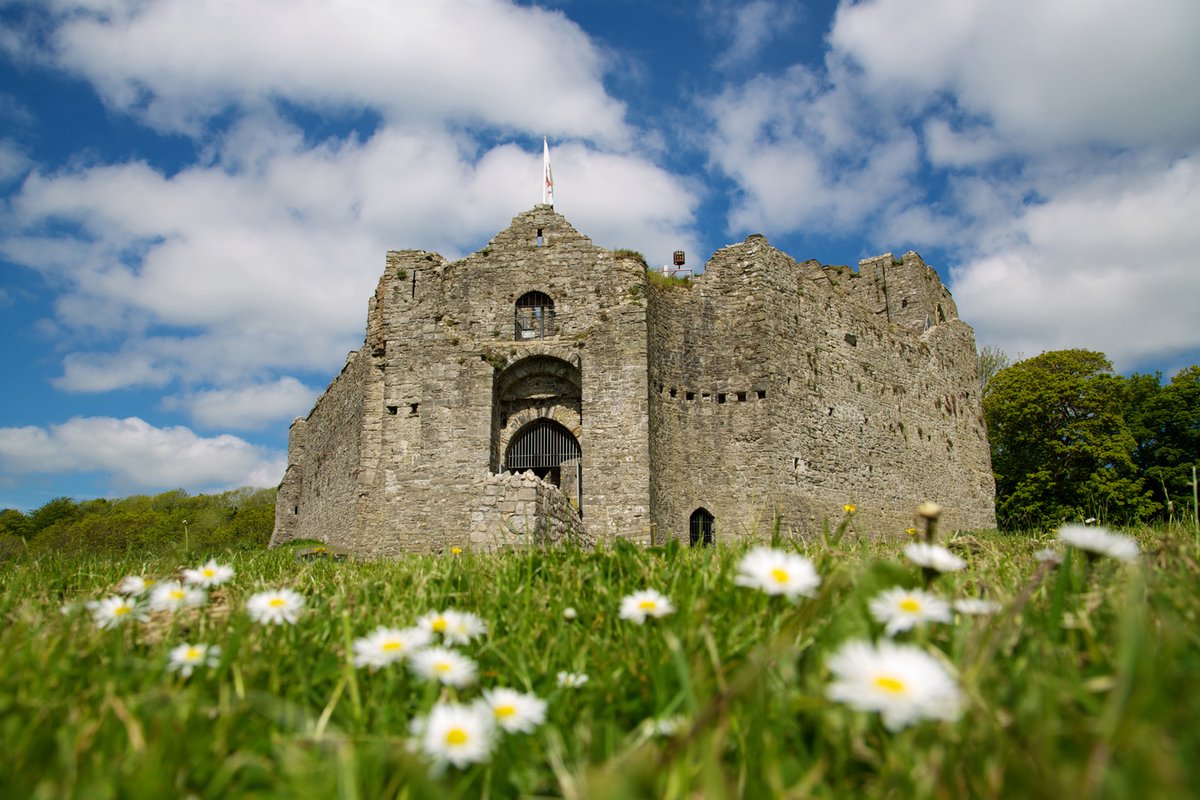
left=1, top=0, right=1198, bottom=511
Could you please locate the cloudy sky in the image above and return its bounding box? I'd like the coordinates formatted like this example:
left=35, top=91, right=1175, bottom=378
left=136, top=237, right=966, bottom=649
left=1, top=0, right=1197, bottom=511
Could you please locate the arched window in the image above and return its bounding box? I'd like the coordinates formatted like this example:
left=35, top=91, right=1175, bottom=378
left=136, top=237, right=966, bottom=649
left=689, top=508, right=714, bottom=547
left=504, top=419, right=580, bottom=486
left=515, top=291, right=555, bottom=339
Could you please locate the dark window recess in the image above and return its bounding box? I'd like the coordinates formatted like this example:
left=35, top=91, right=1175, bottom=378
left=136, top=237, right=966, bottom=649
left=737, top=392, right=747, bottom=402
left=536, top=228, right=543, bottom=247
left=292, top=505, right=299, bottom=515
left=669, top=388, right=677, bottom=398
left=686, top=392, right=695, bottom=401
left=386, top=405, right=398, bottom=415
left=717, top=393, right=727, bottom=404
left=410, top=403, right=419, bottom=415
left=515, top=291, right=556, bottom=339
left=757, top=390, right=766, bottom=400
left=689, top=508, right=715, bottom=547
left=844, top=333, right=857, bottom=347
left=411, top=270, right=417, bottom=299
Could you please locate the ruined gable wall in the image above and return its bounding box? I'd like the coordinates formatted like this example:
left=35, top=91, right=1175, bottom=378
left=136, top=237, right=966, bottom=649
left=649, top=237, right=995, bottom=542
left=353, top=207, right=651, bottom=551
left=269, top=348, right=371, bottom=548
left=648, top=236, right=788, bottom=542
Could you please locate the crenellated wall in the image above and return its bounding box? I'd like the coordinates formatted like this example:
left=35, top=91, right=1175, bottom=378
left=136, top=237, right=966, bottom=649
left=272, top=208, right=994, bottom=555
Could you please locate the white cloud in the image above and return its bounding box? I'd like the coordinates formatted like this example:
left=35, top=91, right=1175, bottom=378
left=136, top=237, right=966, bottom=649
left=702, top=0, right=1200, bottom=370
left=711, top=1, right=798, bottom=69
left=19, top=0, right=628, bottom=143
left=0, top=416, right=285, bottom=492
left=831, top=0, right=1200, bottom=152
left=951, top=156, right=1200, bottom=370
left=704, top=63, right=921, bottom=237
left=0, top=139, right=30, bottom=183
left=3, top=118, right=698, bottom=392
left=165, top=377, right=318, bottom=430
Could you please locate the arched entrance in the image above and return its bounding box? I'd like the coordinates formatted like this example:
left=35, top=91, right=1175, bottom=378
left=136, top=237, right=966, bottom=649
left=504, top=419, right=581, bottom=487
left=689, top=508, right=714, bottom=547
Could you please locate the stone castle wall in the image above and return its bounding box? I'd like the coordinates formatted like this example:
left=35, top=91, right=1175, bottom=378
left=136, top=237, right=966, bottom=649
left=272, top=207, right=995, bottom=554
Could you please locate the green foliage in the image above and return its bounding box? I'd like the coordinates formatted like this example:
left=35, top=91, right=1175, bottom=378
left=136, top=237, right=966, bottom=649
left=0, top=528, right=1196, bottom=798
left=645, top=268, right=693, bottom=290
left=976, top=344, right=1011, bottom=398
left=612, top=248, right=647, bottom=265
left=1125, top=366, right=1200, bottom=522
left=1, top=488, right=276, bottom=561
left=984, top=350, right=1154, bottom=530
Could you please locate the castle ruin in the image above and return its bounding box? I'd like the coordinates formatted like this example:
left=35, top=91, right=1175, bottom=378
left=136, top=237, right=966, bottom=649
left=270, top=205, right=995, bottom=554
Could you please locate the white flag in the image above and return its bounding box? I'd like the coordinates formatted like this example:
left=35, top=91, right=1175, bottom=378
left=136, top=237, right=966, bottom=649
left=543, top=137, right=555, bottom=206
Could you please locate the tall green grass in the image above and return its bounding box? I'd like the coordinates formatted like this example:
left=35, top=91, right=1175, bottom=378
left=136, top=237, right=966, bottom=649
left=1, top=523, right=1197, bottom=798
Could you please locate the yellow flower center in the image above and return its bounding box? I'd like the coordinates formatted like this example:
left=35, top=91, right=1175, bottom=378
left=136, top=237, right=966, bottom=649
left=114, top=605, right=131, bottom=616
left=185, top=647, right=201, bottom=660
left=144, top=579, right=157, bottom=587
left=638, top=600, right=657, bottom=611
left=431, top=617, right=447, bottom=632
left=770, top=568, right=790, bottom=584
left=170, top=590, right=185, bottom=600
left=843, top=504, right=856, bottom=513
left=451, top=547, right=463, bottom=555
left=434, top=662, right=452, bottom=673
left=445, top=728, right=468, bottom=746
left=202, top=568, right=215, bottom=577
left=382, top=641, right=402, bottom=652
left=269, top=598, right=287, bottom=608
left=495, top=705, right=516, bottom=719
left=899, top=598, right=921, bottom=613
left=874, top=676, right=907, bottom=694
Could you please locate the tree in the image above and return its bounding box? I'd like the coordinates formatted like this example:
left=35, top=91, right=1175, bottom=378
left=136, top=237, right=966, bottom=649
left=1126, top=366, right=1200, bottom=521
left=977, top=345, right=1011, bottom=398
left=984, top=350, right=1154, bottom=530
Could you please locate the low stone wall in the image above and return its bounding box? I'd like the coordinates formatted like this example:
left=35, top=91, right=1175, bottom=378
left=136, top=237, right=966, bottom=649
left=469, top=471, right=592, bottom=551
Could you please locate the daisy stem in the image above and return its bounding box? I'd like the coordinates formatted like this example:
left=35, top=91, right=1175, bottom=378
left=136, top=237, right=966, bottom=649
left=340, top=607, right=363, bottom=726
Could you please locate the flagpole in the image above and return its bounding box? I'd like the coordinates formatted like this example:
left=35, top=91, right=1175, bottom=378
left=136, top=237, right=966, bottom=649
left=543, top=137, right=554, bottom=207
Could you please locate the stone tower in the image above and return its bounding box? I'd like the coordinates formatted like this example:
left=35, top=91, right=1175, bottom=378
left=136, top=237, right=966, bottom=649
left=271, top=206, right=994, bottom=554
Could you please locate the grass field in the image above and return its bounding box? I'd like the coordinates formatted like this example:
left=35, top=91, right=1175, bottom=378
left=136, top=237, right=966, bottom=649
left=2, top=518, right=1197, bottom=799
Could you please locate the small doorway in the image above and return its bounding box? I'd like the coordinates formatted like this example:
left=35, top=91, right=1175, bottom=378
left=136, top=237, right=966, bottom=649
left=689, top=508, right=714, bottom=547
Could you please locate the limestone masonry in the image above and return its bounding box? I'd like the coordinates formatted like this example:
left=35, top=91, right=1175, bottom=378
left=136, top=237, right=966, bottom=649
left=271, top=206, right=995, bottom=554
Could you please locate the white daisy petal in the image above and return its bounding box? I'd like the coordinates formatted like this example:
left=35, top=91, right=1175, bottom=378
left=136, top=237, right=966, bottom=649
left=618, top=589, right=675, bottom=624
left=734, top=546, right=821, bottom=598
left=182, top=560, right=235, bottom=587
left=868, top=587, right=952, bottom=636
left=480, top=688, right=547, bottom=734
left=556, top=671, right=588, bottom=688
left=352, top=626, right=432, bottom=669
left=409, top=646, right=477, bottom=687
left=91, top=596, right=147, bottom=629
left=826, top=638, right=962, bottom=731
left=416, top=701, right=495, bottom=768
left=245, top=588, right=306, bottom=625
left=903, top=543, right=966, bottom=573
left=167, top=642, right=221, bottom=678
left=1058, top=525, right=1139, bottom=562
left=148, top=581, right=206, bottom=612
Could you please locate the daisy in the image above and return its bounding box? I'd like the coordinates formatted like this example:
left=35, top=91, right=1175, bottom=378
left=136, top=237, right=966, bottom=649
left=903, top=543, right=966, bottom=573
left=117, top=575, right=156, bottom=596
left=1057, top=524, right=1139, bottom=563
left=640, top=715, right=687, bottom=737
left=868, top=587, right=952, bottom=636
left=618, top=589, right=675, bottom=624
left=954, top=598, right=1001, bottom=616
left=826, top=638, right=962, bottom=731
left=415, top=701, right=495, bottom=768
left=167, top=642, right=221, bottom=678
left=479, top=687, right=547, bottom=734
left=734, top=546, right=821, bottom=598
left=245, top=588, right=306, bottom=625
left=148, top=581, right=206, bottom=612
left=182, top=560, right=235, bottom=588
left=419, top=609, right=487, bottom=645
left=1034, top=548, right=1062, bottom=566
left=409, top=646, right=477, bottom=687
left=90, top=595, right=147, bottom=629
left=352, top=626, right=432, bottom=670
left=556, top=671, right=588, bottom=688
